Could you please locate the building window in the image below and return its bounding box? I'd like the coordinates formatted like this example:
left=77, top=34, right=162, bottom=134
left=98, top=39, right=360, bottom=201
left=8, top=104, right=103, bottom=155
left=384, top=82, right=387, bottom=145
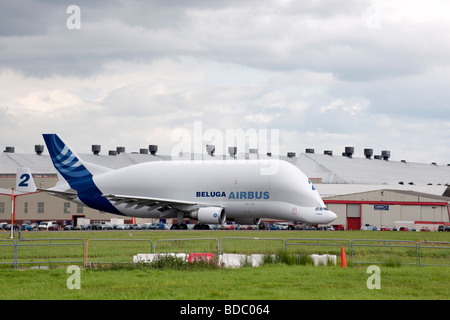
left=77, top=204, right=84, bottom=214
left=0, top=202, right=4, bottom=214
left=24, top=202, right=28, bottom=214
left=38, top=202, right=44, bottom=214
left=64, top=202, right=71, bottom=214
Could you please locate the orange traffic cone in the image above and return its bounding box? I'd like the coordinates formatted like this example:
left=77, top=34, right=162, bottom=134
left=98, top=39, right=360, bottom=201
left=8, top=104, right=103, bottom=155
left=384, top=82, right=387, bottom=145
left=340, top=245, right=347, bottom=268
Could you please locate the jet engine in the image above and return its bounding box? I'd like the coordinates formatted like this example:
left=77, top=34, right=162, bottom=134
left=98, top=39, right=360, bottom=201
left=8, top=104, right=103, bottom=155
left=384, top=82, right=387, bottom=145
left=233, top=218, right=261, bottom=225
left=191, top=207, right=226, bottom=224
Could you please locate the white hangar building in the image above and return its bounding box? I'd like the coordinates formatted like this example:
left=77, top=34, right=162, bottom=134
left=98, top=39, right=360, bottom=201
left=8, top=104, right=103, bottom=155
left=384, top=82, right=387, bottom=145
left=0, top=144, right=449, bottom=230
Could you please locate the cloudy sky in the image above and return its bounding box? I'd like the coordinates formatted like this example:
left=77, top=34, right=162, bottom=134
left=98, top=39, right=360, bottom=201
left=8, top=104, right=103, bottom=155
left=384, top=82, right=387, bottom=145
left=1, top=0, right=450, bottom=164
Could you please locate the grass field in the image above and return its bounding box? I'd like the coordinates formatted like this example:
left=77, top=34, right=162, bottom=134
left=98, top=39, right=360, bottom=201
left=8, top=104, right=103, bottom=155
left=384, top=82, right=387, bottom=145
left=0, top=230, right=449, bottom=301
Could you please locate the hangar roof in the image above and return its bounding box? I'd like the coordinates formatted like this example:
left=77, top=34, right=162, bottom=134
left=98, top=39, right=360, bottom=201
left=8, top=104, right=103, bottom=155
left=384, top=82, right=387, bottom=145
left=1, top=150, right=449, bottom=188
left=323, top=188, right=450, bottom=204
left=285, top=153, right=450, bottom=186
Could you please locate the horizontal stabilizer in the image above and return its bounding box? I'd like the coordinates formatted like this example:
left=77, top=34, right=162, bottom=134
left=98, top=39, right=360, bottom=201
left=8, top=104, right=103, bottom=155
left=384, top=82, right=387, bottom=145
left=37, top=188, right=78, bottom=201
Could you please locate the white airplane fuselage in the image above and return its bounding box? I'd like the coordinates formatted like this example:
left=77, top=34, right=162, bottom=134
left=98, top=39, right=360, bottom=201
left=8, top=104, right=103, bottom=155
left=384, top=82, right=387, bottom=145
left=89, top=159, right=336, bottom=224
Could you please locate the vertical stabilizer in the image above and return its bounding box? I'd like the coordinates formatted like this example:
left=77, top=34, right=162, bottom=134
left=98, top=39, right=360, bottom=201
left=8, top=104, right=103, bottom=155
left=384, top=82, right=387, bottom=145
left=43, top=134, right=110, bottom=185
left=42, top=134, right=121, bottom=214
left=16, top=167, right=37, bottom=193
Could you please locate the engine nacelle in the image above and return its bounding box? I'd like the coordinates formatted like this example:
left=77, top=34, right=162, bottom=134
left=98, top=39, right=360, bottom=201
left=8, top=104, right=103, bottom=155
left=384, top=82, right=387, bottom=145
left=191, top=207, right=226, bottom=224
left=233, top=218, right=261, bottom=225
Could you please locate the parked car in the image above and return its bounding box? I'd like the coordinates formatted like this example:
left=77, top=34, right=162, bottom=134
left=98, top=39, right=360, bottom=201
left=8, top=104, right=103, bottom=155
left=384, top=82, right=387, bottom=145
left=21, top=223, right=38, bottom=231
left=22, top=223, right=39, bottom=231
left=399, top=227, right=409, bottom=231
left=274, top=222, right=297, bottom=230
left=91, top=224, right=107, bottom=230
left=48, top=224, right=60, bottom=231
left=420, top=227, right=431, bottom=232
left=268, top=224, right=279, bottom=230
left=224, top=224, right=236, bottom=230
left=274, top=222, right=288, bottom=230
left=4, top=224, right=19, bottom=230
left=39, top=221, right=57, bottom=230
left=332, top=224, right=345, bottom=231
left=361, top=224, right=377, bottom=231
left=300, top=225, right=316, bottom=231
left=317, top=225, right=334, bottom=231
left=131, top=224, right=147, bottom=230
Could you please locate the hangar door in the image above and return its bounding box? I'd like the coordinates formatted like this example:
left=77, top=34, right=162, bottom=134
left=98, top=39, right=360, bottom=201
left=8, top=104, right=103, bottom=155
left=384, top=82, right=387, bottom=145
left=347, top=204, right=361, bottom=230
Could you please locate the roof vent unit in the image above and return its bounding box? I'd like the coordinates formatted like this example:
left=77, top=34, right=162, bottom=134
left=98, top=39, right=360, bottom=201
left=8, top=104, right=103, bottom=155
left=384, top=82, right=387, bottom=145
left=305, top=148, right=314, bottom=154
left=35, top=145, right=44, bottom=155
left=4, top=146, right=15, bottom=153
left=401, top=160, right=407, bottom=163
left=149, top=145, right=158, bottom=155
left=374, top=155, right=382, bottom=160
left=206, top=145, right=215, bottom=156
left=431, top=162, right=437, bottom=166
left=116, top=147, right=125, bottom=154
left=109, top=150, right=117, bottom=156
left=364, top=148, right=373, bottom=159
left=324, top=150, right=333, bottom=156
left=139, top=148, right=148, bottom=154
left=343, top=147, right=354, bottom=158
left=266, top=152, right=272, bottom=157
left=228, top=146, right=237, bottom=157
left=92, top=145, right=101, bottom=155
left=382, top=150, right=390, bottom=161
left=287, top=152, right=296, bottom=158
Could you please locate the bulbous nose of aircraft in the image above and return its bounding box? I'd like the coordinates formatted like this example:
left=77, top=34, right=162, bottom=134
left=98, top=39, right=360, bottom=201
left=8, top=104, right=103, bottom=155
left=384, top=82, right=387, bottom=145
left=326, top=210, right=337, bottom=223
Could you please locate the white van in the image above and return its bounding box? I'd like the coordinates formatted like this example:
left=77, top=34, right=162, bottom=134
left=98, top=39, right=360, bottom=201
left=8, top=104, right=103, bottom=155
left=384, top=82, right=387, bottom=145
left=38, top=221, right=57, bottom=230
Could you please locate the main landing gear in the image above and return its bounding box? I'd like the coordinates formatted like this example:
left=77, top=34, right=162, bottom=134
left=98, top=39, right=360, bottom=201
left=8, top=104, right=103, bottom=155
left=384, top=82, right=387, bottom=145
left=170, top=223, right=188, bottom=230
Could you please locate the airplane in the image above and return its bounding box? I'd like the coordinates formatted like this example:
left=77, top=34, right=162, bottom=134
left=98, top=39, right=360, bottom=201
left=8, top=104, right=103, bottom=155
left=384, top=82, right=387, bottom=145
left=0, top=167, right=42, bottom=237
left=35, top=134, right=336, bottom=229
left=0, top=167, right=39, bottom=196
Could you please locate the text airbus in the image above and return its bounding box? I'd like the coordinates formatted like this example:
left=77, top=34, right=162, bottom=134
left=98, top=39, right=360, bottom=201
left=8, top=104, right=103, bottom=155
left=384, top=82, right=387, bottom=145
left=196, top=191, right=270, bottom=200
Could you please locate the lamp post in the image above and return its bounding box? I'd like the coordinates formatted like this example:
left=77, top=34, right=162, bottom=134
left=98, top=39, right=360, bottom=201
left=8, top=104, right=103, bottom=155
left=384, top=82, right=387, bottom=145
left=10, top=188, right=15, bottom=239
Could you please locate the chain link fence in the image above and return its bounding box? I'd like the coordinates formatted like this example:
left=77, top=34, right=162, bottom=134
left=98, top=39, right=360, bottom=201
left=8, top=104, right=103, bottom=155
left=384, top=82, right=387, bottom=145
left=0, top=237, right=448, bottom=268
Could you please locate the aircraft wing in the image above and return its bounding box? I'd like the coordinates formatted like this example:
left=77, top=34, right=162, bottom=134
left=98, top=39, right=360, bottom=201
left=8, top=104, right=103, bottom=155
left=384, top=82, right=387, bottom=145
left=102, top=194, right=219, bottom=214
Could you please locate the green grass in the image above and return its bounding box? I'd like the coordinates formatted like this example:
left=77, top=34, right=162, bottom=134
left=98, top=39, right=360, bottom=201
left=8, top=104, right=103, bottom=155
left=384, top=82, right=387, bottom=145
left=6, top=228, right=450, bottom=244
left=0, top=263, right=448, bottom=300
left=0, top=229, right=449, bottom=300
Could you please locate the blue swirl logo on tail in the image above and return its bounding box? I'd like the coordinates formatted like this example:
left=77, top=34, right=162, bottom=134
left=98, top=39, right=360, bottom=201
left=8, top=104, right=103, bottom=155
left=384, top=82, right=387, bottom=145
left=44, top=134, right=91, bottom=182
left=43, top=134, right=123, bottom=215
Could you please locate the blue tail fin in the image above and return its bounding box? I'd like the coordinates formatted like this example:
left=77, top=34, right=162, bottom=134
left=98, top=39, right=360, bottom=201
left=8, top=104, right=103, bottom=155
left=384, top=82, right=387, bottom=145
left=42, top=134, right=122, bottom=215
left=43, top=134, right=111, bottom=184
left=43, top=134, right=92, bottom=184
